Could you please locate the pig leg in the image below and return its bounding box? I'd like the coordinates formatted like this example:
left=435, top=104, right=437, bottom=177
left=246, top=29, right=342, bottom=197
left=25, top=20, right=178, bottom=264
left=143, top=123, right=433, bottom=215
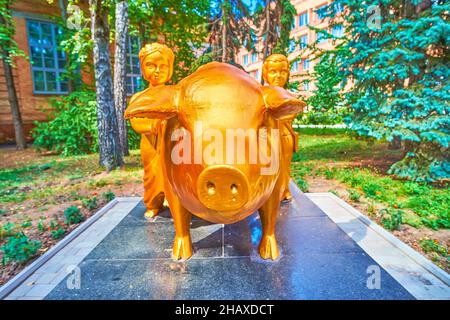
left=258, top=179, right=283, bottom=260
left=165, top=188, right=193, bottom=260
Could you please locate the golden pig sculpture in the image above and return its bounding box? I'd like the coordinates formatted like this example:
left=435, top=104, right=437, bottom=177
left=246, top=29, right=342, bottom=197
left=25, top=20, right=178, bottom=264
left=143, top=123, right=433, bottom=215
left=262, top=54, right=299, bottom=201
left=125, top=61, right=305, bottom=260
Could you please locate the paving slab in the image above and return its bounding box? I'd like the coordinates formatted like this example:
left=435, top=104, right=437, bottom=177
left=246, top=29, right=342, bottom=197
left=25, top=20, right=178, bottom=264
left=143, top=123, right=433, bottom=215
left=1, top=183, right=449, bottom=300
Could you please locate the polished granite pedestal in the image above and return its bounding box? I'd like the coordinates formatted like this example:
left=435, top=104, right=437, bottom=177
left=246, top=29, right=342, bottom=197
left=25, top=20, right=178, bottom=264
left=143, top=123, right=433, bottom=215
left=42, top=194, right=414, bottom=300
left=4, top=188, right=449, bottom=300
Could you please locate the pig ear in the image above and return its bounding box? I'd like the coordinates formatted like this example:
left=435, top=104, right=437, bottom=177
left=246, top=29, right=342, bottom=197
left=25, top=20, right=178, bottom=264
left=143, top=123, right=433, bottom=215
left=124, top=85, right=178, bottom=120
left=262, top=86, right=306, bottom=120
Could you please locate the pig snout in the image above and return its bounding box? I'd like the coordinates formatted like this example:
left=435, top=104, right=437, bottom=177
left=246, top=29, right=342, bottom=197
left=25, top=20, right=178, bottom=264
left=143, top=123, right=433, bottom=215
left=196, top=165, right=249, bottom=212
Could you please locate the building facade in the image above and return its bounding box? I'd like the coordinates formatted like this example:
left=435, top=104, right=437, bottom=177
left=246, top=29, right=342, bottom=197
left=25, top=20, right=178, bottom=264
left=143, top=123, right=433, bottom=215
left=0, top=0, right=142, bottom=143
left=237, top=0, right=341, bottom=93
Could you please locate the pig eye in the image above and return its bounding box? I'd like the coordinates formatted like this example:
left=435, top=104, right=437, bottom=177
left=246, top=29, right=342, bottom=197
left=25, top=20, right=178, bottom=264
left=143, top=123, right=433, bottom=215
left=207, top=181, right=216, bottom=195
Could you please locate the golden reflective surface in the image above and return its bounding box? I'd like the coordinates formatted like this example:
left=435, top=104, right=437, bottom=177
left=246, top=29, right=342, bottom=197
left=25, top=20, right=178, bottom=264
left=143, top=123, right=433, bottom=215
left=126, top=47, right=305, bottom=260
left=262, top=54, right=298, bottom=201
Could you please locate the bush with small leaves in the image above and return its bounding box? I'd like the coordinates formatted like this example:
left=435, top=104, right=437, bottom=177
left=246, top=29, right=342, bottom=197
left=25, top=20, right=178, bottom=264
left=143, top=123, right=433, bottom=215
left=1, top=232, right=41, bottom=265
left=348, top=189, right=361, bottom=202
left=379, top=208, right=403, bottom=231
left=102, top=191, right=116, bottom=202
left=64, top=206, right=84, bottom=225
left=82, top=196, right=98, bottom=211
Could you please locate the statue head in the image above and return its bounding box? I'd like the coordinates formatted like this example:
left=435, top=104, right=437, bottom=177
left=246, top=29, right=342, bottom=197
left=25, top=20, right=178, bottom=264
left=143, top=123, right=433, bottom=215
left=262, top=54, right=290, bottom=88
left=139, top=43, right=175, bottom=86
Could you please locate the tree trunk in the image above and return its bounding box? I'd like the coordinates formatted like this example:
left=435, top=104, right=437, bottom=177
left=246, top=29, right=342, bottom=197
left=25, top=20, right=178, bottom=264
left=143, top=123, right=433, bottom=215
left=221, top=11, right=227, bottom=63
left=0, top=9, right=26, bottom=150
left=1, top=56, right=26, bottom=150
left=89, top=0, right=124, bottom=171
left=114, top=0, right=129, bottom=156
left=261, top=0, right=271, bottom=84
left=389, top=136, right=402, bottom=150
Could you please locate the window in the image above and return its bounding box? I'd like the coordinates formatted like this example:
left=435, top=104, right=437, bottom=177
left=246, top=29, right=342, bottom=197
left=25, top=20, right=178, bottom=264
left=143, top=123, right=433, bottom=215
left=243, top=54, right=249, bottom=66
left=126, top=36, right=143, bottom=95
left=288, top=39, right=296, bottom=53
left=303, top=59, right=310, bottom=71
left=251, top=52, right=258, bottom=64
left=290, top=61, right=298, bottom=73
left=298, top=12, right=308, bottom=27
left=317, top=30, right=327, bottom=44
left=303, top=82, right=309, bottom=91
left=332, top=25, right=344, bottom=38
left=27, top=20, right=68, bottom=94
left=299, top=34, right=308, bottom=49
left=316, top=4, right=328, bottom=20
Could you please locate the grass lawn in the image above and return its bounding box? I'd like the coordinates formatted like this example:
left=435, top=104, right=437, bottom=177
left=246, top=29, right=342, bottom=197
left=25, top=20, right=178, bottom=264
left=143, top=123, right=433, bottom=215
left=0, top=129, right=448, bottom=285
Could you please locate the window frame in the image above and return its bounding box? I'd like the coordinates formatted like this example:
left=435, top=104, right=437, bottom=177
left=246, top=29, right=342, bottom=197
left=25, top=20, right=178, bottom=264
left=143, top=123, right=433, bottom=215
left=298, top=12, right=308, bottom=27
left=126, top=36, right=143, bottom=96
left=299, top=34, right=308, bottom=49
left=26, top=19, right=68, bottom=95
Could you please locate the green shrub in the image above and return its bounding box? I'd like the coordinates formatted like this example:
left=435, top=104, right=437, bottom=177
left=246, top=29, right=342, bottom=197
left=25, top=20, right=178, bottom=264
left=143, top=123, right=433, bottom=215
left=379, top=208, right=403, bottom=231
left=419, top=239, right=448, bottom=258
left=1, top=232, right=41, bottom=265
left=51, top=228, right=66, bottom=240
left=32, top=91, right=98, bottom=156
left=0, top=222, right=16, bottom=240
left=64, top=206, right=83, bottom=225
left=82, top=196, right=98, bottom=211
left=102, top=191, right=116, bottom=202
left=348, top=189, right=361, bottom=202
left=37, top=219, right=46, bottom=233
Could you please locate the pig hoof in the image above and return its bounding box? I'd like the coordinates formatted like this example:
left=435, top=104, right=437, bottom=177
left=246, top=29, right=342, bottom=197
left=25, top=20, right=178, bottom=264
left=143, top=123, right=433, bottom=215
left=258, top=235, right=279, bottom=260
left=172, top=236, right=193, bottom=260
left=283, top=190, right=292, bottom=201
left=144, top=209, right=159, bottom=219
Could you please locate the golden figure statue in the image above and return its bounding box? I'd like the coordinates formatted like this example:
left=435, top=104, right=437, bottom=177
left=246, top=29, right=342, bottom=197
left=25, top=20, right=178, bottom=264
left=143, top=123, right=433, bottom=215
left=126, top=61, right=305, bottom=261
left=262, top=54, right=299, bottom=201
left=129, top=43, right=175, bottom=219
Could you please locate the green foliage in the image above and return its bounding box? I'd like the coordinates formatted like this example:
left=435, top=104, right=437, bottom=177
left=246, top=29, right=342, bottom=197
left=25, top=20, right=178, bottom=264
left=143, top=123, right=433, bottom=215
left=64, top=206, right=83, bottom=225
left=379, top=208, right=403, bottom=231
left=419, top=239, right=448, bottom=258
left=303, top=53, right=345, bottom=125
left=0, top=0, right=27, bottom=65
left=348, top=189, right=361, bottom=202
left=0, top=222, right=16, bottom=240
left=309, top=1, right=450, bottom=181
left=82, top=196, right=98, bottom=211
left=51, top=228, right=66, bottom=240
left=128, top=0, right=210, bottom=82
left=102, top=191, right=116, bottom=202
left=1, top=232, right=41, bottom=265
left=32, top=90, right=98, bottom=156
left=37, top=219, right=46, bottom=233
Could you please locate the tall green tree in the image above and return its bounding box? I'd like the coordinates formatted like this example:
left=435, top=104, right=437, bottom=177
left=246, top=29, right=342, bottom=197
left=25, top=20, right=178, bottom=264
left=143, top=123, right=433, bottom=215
left=208, top=0, right=253, bottom=63
left=128, top=0, right=210, bottom=82
left=306, top=52, right=344, bottom=124
left=0, top=0, right=27, bottom=149
left=311, top=0, right=449, bottom=181
left=254, top=0, right=296, bottom=61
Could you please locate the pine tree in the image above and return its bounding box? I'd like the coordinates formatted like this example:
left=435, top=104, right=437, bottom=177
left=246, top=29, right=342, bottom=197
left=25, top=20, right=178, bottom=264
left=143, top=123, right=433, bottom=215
left=306, top=53, right=344, bottom=124
left=313, top=0, right=449, bottom=181
left=209, top=0, right=254, bottom=63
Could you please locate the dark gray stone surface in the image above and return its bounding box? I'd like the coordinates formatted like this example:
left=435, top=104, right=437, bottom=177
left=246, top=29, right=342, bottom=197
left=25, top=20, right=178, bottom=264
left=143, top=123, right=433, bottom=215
left=45, top=195, right=414, bottom=300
